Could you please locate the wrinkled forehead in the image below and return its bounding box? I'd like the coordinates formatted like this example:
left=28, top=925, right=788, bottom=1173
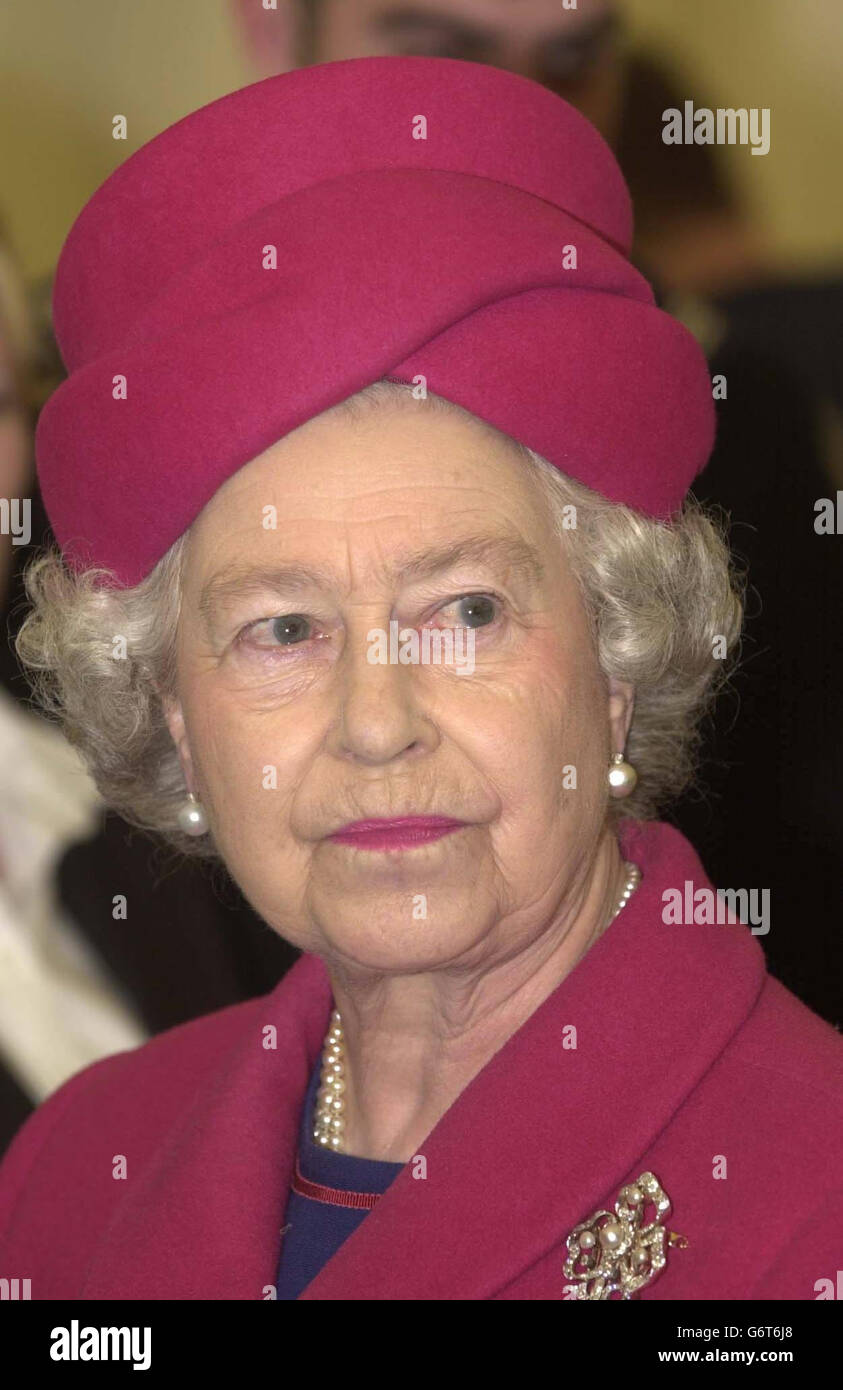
left=182, top=391, right=559, bottom=581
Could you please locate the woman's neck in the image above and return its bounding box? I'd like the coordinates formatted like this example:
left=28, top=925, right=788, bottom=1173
left=324, top=828, right=628, bottom=1162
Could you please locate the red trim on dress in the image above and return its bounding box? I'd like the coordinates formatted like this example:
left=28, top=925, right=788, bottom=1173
left=291, top=1156, right=383, bottom=1210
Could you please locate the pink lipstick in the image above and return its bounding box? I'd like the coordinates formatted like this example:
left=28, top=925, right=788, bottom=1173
left=327, top=816, right=468, bottom=851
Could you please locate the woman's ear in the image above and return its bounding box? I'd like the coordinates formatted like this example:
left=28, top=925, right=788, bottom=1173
left=607, top=677, right=635, bottom=755
left=158, top=687, right=196, bottom=795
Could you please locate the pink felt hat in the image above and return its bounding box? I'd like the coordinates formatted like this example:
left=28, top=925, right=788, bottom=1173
left=36, top=56, right=715, bottom=588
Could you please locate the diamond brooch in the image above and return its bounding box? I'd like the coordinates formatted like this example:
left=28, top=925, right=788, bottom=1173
left=563, top=1171, right=688, bottom=1300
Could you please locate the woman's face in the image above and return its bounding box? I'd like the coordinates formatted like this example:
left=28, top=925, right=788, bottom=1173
left=166, top=394, right=632, bottom=973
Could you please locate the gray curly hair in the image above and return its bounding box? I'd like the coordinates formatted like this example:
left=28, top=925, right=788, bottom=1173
left=17, top=379, right=743, bottom=859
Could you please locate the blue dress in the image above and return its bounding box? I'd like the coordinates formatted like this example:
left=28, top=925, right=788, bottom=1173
left=276, top=1054, right=404, bottom=1299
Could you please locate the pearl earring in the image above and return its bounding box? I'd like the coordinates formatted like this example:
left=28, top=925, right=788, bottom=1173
left=608, top=751, right=638, bottom=798
left=177, top=791, right=209, bottom=836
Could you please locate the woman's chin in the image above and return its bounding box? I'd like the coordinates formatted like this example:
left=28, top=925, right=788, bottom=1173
left=310, top=895, right=497, bottom=975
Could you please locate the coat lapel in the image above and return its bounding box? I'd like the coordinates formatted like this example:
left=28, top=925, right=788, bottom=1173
left=299, top=821, right=766, bottom=1300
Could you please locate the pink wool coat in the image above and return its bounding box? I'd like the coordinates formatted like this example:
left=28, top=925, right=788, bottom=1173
left=0, top=820, right=840, bottom=1300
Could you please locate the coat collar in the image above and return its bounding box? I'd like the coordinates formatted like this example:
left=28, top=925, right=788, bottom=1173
left=81, top=820, right=765, bottom=1300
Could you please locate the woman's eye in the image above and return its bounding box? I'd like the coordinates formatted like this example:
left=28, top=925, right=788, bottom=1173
left=240, top=613, right=315, bottom=649
left=434, top=594, right=501, bottom=630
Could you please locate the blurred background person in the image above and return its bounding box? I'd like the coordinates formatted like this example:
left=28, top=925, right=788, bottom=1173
left=237, top=0, right=769, bottom=294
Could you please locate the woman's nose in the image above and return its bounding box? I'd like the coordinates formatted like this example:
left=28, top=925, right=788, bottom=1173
left=328, top=618, right=435, bottom=767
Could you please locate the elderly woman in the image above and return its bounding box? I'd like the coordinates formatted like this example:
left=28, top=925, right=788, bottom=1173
left=0, top=57, right=840, bottom=1303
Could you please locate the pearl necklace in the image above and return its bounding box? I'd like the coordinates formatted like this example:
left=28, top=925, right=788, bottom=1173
left=313, top=860, right=642, bottom=1152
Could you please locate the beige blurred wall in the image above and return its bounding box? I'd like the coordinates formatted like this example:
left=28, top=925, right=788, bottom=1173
left=0, top=0, right=252, bottom=279
left=623, top=0, right=843, bottom=272
left=1, top=0, right=841, bottom=280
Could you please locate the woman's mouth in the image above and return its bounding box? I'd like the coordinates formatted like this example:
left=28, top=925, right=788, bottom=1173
left=326, top=816, right=468, bottom=851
